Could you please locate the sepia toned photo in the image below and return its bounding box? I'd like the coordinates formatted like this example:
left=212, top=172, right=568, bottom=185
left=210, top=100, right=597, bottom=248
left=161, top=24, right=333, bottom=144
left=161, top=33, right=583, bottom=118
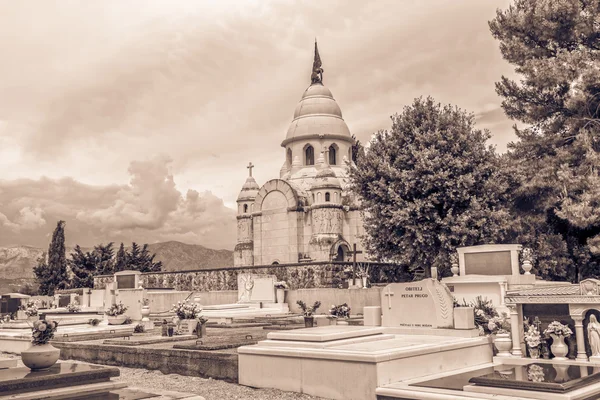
left=1, top=1, right=600, bottom=399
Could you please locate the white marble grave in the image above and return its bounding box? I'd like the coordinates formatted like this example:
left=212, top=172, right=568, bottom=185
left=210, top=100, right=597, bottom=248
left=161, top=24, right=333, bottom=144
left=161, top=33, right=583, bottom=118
left=237, top=274, right=276, bottom=303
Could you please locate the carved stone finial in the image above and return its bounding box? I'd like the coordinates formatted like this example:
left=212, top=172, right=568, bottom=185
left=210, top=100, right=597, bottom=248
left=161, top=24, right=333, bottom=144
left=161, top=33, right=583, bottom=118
left=311, top=40, right=323, bottom=85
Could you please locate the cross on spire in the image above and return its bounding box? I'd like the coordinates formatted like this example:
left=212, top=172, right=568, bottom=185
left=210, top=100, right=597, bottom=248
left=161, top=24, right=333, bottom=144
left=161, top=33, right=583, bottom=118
left=247, top=162, right=254, bottom=177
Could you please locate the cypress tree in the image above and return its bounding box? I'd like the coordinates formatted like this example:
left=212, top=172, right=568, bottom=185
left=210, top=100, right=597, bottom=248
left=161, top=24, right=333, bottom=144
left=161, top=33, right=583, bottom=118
left=35, top=221, right=69, bottom=295
left=114, top=242, right=128, bottom=272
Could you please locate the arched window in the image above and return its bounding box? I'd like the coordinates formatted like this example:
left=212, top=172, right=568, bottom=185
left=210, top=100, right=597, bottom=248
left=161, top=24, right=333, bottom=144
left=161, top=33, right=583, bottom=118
left=243, top=204, right=248, bottom=213
left=333, top=192, right=337, bottom=202
left=305, top=146, right=315, bottom=166
left=317, top=192, right=322, bottom=202
left=329, top=145, right=337, bottom=165
left=325, top=192, right=331, bottom=202
left=286, top=148, right=292, bottom=167
left=312, top=193, right=315, bottom=203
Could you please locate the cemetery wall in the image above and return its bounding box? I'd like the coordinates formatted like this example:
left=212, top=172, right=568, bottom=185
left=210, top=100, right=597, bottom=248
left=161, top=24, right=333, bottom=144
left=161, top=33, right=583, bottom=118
left=93, top=262, right=408, bottom=292
left=146, top=290, right=191, bottom=314
left=286, top=287, right=383, bottom=315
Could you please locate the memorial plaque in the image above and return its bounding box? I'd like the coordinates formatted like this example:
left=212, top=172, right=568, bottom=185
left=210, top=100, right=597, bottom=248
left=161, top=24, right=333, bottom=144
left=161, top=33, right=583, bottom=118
left=237, top=274, right=276, bottom=303
left=464, top=251, right=512, bottom=275
left=381, top=279, right=454, bottom=329
left=58, top=295, right=70, bottom=308
left=116, top=274, right=135, bottom=289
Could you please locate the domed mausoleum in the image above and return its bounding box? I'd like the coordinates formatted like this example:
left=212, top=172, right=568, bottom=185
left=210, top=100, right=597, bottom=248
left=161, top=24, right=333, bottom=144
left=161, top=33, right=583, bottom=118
left=234, top=43, right=365, bottom=267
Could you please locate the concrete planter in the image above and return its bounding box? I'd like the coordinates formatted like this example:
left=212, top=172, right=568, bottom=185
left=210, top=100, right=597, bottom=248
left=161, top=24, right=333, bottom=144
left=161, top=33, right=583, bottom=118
left=21, top=343, right=60, bottom=371
left=107, top=315, right=127, bottom=325
left=453, top=307, right=475, bottom=330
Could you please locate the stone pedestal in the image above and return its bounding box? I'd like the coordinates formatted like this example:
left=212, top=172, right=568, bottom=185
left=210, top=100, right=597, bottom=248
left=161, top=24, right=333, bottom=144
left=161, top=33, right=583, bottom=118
left=454, top=307, right=475, bottom=330
left=363, top=306, right=382, bottom=326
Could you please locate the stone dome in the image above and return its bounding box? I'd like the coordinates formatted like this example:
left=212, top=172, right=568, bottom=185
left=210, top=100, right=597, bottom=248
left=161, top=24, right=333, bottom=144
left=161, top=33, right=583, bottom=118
left=311, top=163, right=341, bottom=190
left=237, top=176, right=260, bottom=202
left=282, top=84, right=352, bottom=147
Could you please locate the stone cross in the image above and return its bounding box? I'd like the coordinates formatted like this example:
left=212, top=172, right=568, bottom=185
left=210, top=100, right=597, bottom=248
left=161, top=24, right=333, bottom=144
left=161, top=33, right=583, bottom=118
left=348, top=243, right=363, bottom=280
left=247, top=162, right=254, bottom=177
left=384, top=286, right=394, bottom=309
left=533, top=316, right=541, bottom=332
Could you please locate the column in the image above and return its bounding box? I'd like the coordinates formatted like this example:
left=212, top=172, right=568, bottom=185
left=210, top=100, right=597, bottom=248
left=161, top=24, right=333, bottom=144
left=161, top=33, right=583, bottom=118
left=498, top=281, right=506, bottom=306
left=573, top=316, right=588, bottom=361
left=508, top=304, right=523, bottom=357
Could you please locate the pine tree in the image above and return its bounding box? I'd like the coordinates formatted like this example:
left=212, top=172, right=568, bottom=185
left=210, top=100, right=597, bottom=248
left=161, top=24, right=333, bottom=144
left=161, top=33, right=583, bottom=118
left=93, top=242, right=115, bottom=276
left=490, top=0, right=600, bottom=281
left=34, top=221, right=69, bottom=295
left=114, top=242, right=128, bottom=272
left=128, top=242, right=141, bottom=270
left=69, top=245, right=96, bottom=288
left=349, top=97, right=512, bottom=276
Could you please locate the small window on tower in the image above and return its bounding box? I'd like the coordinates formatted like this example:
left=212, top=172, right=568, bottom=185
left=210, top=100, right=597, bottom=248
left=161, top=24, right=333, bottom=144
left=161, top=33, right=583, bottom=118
left=305, top=146, right=315, bottom=166
left=243, top=204, right=248, bottom=213
left=329, top=145, right=337, bottom=165
left=325, top=192, right=331, bottom=202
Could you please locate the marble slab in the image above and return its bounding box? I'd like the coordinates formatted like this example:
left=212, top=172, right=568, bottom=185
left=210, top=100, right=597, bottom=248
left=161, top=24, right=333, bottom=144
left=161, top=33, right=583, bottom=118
left=237, top=274, right=276, bottom=303
left=266, top=326, right=384, bottom=342
left=103, top=335, right=196, bottom=346
left=0, top=362, right=119, bottom=395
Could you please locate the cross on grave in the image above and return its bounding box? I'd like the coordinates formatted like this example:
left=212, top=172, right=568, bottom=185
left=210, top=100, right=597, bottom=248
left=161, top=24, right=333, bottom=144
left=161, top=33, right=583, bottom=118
left=348, top=243, right=363, bottom=281
left=247, top=162, right=254, bottom=177
left=384, top=286, right=394, bottom=309
left=533, top=316, right=542, bottom=332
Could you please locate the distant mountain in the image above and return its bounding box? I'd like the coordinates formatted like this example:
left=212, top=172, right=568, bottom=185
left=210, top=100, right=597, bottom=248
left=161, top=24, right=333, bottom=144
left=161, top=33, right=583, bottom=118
left=146, top=241, right=233, bottom=272
left=0, top=241, right=233, bottom=294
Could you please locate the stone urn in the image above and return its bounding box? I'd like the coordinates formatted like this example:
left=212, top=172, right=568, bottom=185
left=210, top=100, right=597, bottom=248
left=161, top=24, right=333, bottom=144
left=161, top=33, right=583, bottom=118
left=451, top=263, right=459, bottom=277
left=550, top=334, right=569, bottom=360
left=141, top=306, right=151, bottom=322
left=276, top=288, right=285, bottom=304
left=522, top=260, right=533, bottom=275
left=494, top=333, right=513, bottom=357
left=21, top=343, right=60, bottom=371
left=107, top=315, right=127, bottom=325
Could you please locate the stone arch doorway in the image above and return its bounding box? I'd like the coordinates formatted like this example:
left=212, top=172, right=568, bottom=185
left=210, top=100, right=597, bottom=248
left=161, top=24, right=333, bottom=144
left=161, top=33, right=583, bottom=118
left=332, top=242, right=350, bottom=262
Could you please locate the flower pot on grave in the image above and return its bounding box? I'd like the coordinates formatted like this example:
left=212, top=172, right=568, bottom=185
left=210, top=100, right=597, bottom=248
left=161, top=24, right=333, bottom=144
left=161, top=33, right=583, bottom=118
left=361, top=277, right=368, bottom=289
left=528, top=346, right=540, bottom=359
left=197, top=323, right=207, bottom=338
left=550, top=334, right=569, bottom=360
left=107, top=315, right=127, bottom=325
left=141, top=306, right=151, bottom=321
left=494, top=333, right=512, bottom=357
left=347, top=278, right=354, bottom=288
left=276, top=289, right=285, bottom=304
left=304, top=316, right=314, bottom=328
left=21, top=343, right=60, bottom=371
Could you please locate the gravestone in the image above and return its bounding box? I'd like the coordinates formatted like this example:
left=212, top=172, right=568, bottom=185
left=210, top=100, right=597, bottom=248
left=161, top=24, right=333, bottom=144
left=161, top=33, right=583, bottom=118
left=114, top=270, right=142, bottom=289
left=381, top=278, right=454, bottom=329
left=237, top=274, right=276, bottom=303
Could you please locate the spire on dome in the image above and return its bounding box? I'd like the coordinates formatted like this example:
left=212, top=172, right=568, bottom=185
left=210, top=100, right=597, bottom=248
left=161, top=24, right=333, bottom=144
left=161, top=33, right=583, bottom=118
left=310, top=40, right=323, bottom=85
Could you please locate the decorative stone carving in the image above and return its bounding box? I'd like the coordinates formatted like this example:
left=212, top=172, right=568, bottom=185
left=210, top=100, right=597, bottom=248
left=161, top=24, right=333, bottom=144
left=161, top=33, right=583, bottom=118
left=589, top=314, right=600, bottom=357
left=580, top=279, right=600, bottom=296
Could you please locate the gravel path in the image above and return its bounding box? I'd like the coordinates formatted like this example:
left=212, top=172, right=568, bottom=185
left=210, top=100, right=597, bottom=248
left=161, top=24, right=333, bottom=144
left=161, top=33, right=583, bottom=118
left=1, top=353, right=331, bottom=400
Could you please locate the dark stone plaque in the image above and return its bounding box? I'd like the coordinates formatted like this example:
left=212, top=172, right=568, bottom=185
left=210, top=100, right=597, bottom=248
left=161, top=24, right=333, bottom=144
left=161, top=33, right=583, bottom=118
left=0, top=362, right=119, bottom=395
left=469, top=363, right=600, bottom=393
left=116, top=274, right=135, bottom=289
left=464, top=251, right=512, bottom=275
left=58, top=295, right=70, bottom=308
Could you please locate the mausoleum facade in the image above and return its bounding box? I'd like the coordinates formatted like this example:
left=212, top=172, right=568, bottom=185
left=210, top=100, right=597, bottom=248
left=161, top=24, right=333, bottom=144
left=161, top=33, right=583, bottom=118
left=234, top=43, right=365, bottom=267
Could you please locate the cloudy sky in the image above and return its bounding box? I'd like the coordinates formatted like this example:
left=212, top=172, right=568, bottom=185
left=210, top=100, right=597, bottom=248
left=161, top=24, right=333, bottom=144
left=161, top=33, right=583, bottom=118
left=0, top=0, right=517, bottom=250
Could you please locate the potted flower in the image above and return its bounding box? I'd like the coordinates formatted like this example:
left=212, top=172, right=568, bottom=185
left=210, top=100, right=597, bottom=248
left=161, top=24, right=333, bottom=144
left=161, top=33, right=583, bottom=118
left=105, top=302, right=128, bottom=325
left=24, top=300, right=39, bottom=322
left=297, top=300, right=321, bottom=328
left=488, top=313, right=512, bottom=356
left=170, top=300, right=203, bottom=335
left=356, top=264, right=369, bottom=289
left=329, top=303, right=351, bottom=325
left=141, top=298, right=151, bottom=321
left=543, top=321, right=573, bottom=360
left=21, top=319, right=60, bottom=371
left=524, top=325, right=542, bottom=359
left=66, top=302, right=81, bottom=313
left=274, top=281, right=288, bottom=304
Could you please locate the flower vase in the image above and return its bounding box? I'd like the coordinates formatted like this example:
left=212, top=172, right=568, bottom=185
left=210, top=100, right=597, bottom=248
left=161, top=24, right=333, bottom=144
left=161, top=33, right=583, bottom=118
left=494, top=333, right=513, bottom=357
left=276, top=288, right=285, bottom=304
left=361, top=277, right=368, bottom=289
left=522, top=260, right=533, bottom=275
left=451, top=263, right=459, bottom=276
left=304, top=316, right=314, bottom=328
left=197, top=323, right=207, bottom=338
left=347, top=278, right=354, bottom=288
left=528, top=346, right=540, bottom=359
left=21, top=343, right=60, bottom=371
left=550, top=334, right=569, bottom=360
left=141, top=306, right=151, bottom=322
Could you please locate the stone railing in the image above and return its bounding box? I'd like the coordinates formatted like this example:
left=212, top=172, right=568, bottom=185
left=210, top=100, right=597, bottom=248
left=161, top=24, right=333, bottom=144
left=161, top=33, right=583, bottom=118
left=93, top=262, right=412, bottom=292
